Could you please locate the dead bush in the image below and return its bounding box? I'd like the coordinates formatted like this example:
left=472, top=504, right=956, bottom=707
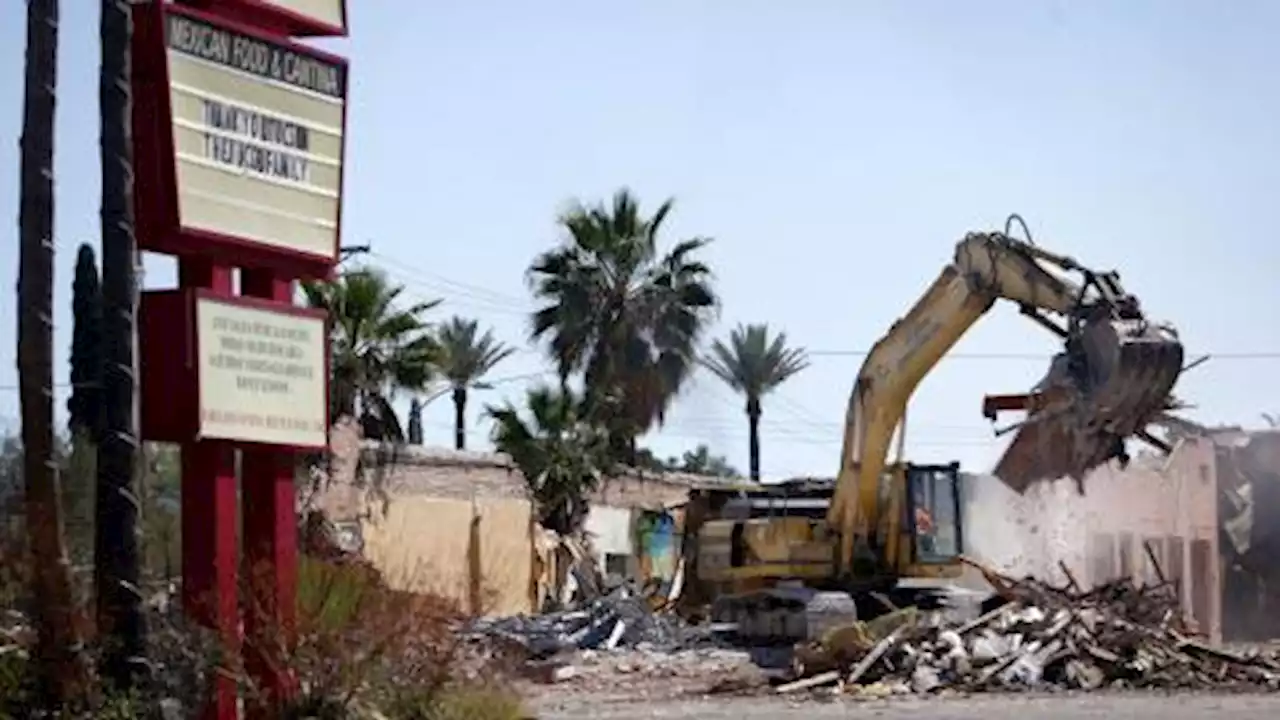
left=242, top=555, right=524, bottom=719
left=3, top=535, right=525, bottom=718
left=388, top=683, right=529, bottom=720
left=0, top=532, right=219, bottom=719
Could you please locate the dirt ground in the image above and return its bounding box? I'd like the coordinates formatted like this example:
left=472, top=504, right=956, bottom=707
left=533, top=691, right=1280, bottom=719
left=519, top=645, right=1280, bottom=719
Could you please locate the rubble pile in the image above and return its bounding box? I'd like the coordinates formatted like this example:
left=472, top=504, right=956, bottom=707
left=468, top=586, right=714, bottom=660
left=784, top=567, right=1280, bottom=697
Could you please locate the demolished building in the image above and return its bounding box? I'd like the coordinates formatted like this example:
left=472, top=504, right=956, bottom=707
left=1194, top=426, right=1280, bottom=642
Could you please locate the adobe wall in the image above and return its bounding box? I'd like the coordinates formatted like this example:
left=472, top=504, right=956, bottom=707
left=316, top=433, right=722, bottom=519
left=361, top=495, right=536, bottom=616
left=312, top=427, right=736, bottom=614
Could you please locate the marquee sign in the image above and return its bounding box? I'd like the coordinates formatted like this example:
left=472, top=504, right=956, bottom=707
left=133, top=3, right=347, bottom=277
left=177, top=0, right=347, bottom=38
left=133, top=1, right=348, bottom=714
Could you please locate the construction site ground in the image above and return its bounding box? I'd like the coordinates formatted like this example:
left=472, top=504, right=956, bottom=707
left=533, top=691, right=1280, bottom=719
left=518, top=639, right=1280, bottom=719
left=492, top=565, right=1280, bottom=719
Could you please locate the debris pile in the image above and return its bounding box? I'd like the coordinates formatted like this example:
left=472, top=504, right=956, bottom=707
left=783, top=562, right=1280, bottom=697
left=468, top=585, right=713, bottom=660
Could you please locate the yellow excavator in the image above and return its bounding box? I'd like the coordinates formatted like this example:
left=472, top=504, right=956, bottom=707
left=683, top=217, right=1186, bottom=644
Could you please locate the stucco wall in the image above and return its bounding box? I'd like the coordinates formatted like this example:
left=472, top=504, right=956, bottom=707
left=361, top=495, right=535, bottom=616
left=314, top=431, right=737, bottom=614
left=961, top=437, right=1220, bottom=640
left=317, top=428, right=725, bottom=520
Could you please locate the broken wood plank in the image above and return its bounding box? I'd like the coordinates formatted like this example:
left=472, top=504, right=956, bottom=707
left=776, top=670, right=841, bottom=694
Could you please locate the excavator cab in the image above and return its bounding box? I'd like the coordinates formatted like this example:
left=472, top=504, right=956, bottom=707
left=903, top=463, right=963, bottom=566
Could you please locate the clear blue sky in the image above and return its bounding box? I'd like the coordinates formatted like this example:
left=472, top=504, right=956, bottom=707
left=2, top=1, right=1278, bottom=479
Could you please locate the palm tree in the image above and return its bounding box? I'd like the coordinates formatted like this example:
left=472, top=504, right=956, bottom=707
left=701, top=323, right=810, bottom=481
left=487, top=386, right=612, bottom=535
left=18, top=0, right=91, bottom=704
left=528, top=188, right=719, bottom=461
left=96, top=0, right=145, bottom=687
left=433, top=316, right=516, bottom=450
left=301, top=268, right=439, bottom=441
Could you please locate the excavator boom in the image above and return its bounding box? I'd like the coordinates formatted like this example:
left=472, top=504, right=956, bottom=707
left=828, top=225, right=1184, bottom=574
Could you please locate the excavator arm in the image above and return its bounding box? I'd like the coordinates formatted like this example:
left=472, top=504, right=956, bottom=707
left=827, top=223, right=1184, bottom=575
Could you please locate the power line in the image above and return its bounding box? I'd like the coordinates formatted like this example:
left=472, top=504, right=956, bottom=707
left=362, top=251, right=1280, bottom=361
left=367, top=250, right=531, bottom=309
left=0, top=383, right=73, bottom=392
left=377, top=265, right=531, bottom=318
left=805, top=349, right=1280, bottom=360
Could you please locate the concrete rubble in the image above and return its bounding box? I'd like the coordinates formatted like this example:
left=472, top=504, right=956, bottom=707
left=467, top=546, right=1280, bottom=702
left=466, top=585, right=716, bottom=659
left=782, top=561, right=1280, bottom=697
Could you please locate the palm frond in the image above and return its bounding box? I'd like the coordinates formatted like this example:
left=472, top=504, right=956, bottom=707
left=699, top=323, right=809, bottom=400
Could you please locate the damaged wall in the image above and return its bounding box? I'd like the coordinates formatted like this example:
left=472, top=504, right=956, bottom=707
left=1208, top=428, right=1280, bottom=641
left=585, top=505, right=634, bottom=579
left=314, top=429, right=737, bottom=615
left=961, top=437, right=1220, bottom=641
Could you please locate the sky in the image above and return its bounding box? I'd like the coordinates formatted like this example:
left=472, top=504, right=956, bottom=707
left=2, top=0, right=1279, bottom=481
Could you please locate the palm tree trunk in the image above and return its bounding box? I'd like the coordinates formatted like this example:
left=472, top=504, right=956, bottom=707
left=453, top=386, right=467, bottom=450
left=746, top=398, right=762, bottom=481
left=19, top=0, right=92, bottom=705
left=407, top=398, right=423, bottom=444
left=95, top=0, right=146, bottom=688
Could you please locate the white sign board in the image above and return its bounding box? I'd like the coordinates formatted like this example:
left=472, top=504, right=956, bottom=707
left=166, top=11, right=345, bottom=261
left=256, top=0, right=346, bottom=33
left=196, top=296, right=328, bottom=448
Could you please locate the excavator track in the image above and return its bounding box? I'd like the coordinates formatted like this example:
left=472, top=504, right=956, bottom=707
left=994, top=317, right=1184, bottom=492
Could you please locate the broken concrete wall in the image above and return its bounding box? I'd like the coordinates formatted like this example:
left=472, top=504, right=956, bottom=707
left=961, top=437, right=1220, bottom=641
left=1211, top=428, right=1280, bottom=641
left=585, top=506, right=635, bottom=580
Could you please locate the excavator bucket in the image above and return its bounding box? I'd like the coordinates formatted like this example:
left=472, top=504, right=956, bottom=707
left=993, top=317, right=1184, bottom=493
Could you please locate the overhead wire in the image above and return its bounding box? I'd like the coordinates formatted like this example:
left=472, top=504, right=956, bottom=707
left=6, top=252, right=1276, bottom=456
left=365, top=250, right=1280, bottom=361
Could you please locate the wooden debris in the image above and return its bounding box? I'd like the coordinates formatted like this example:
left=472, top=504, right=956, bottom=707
left=786, top=564, right=1280, bottom=696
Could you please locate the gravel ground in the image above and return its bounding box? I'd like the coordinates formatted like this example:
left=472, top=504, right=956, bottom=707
left=534, top=691, right=1280, bottom=719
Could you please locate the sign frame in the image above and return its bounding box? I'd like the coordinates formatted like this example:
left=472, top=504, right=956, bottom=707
left=132, top=1, right=349, bottom=280
left=139, top=288, right=332, bottom=452
left=176, top=0, right=348, bottom=38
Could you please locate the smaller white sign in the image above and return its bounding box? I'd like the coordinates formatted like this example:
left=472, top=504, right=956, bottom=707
left=196, top=296, right=328, bottom=448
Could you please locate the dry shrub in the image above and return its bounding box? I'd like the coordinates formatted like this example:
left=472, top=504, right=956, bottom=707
left=388, top=684, right=529, bottom=720
left=242, top=555, right=526, bottom=719
left=3, top=528, right=525, bottom=718
left=0, top=531, right=221, bottom=719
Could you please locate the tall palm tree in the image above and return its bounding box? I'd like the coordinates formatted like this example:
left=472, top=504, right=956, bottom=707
left=302, top=268, right=440, bottom=441
left=701, top=323, right=810, bottom=481
left=18, top=0, right=91, bottom=704
left=433, top=316, right=515, bottom=450
left=528, top=188, right=718, bottom=461
left=96, top=0, right=145, bottom=687
left=487, top=386, right=612, bottom=535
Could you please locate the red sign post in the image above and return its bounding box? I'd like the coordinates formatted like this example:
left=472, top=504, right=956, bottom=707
left=131, top=1, right=348, bottom=717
